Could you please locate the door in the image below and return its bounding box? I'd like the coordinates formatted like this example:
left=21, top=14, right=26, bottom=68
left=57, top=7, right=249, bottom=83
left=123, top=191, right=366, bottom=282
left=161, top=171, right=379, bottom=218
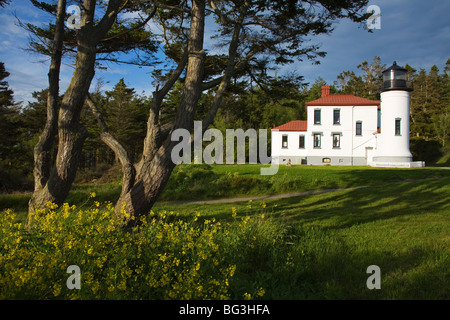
left=365, top=147, right=374, bottom=164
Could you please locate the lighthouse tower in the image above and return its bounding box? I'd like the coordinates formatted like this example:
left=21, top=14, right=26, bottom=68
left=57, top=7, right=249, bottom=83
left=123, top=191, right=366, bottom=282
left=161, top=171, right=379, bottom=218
left=371, top=61, right=424, bottom=168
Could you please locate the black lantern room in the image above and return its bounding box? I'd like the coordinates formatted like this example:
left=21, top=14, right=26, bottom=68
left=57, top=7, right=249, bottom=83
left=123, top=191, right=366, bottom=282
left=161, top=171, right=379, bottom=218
left=381, top=61, right=413, bottom=92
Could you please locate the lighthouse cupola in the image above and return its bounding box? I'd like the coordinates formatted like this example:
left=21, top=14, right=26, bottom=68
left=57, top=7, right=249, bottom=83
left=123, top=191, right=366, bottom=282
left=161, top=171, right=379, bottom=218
left=381, top=61, right=413, bottom=92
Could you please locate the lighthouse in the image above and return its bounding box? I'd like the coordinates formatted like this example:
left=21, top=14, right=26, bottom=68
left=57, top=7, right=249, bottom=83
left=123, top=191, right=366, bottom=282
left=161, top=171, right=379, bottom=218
left=371, top=61, right=424, bottom=168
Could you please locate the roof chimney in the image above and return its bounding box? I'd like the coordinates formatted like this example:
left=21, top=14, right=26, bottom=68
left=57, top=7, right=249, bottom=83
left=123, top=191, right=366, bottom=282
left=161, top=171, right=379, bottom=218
left=322, top=85, right=330, bottom=97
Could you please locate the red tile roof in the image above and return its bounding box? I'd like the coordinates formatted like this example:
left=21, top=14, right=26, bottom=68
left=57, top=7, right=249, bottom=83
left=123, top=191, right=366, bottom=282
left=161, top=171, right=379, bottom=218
left=272, top=120, right=307, bottom=132
left=305, top=94, right=380, bottom=107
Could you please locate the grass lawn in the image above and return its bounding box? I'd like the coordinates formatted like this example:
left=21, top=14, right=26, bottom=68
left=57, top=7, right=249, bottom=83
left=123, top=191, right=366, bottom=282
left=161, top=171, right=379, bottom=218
left=155, top=175, right=450, bottom=299
left=3, top=165, right=450, bottom=212
left=0, top=165, right=449, bottom=299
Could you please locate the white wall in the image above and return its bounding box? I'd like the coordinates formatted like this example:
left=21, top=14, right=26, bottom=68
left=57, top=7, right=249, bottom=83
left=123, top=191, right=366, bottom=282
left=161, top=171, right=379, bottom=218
left=374, top=91, right=412, bottom=162
left=306, top=105, right=378, bottom=159
left=272, top=105, right=379, bottom=165
left=271, top=130, right=308, bottom=164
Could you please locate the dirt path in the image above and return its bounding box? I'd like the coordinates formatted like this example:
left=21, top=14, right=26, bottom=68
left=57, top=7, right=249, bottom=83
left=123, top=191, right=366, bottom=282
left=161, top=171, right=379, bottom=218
left=157, top=187, right=365, bottom=206
left=156, top=171, right=450, bottom=207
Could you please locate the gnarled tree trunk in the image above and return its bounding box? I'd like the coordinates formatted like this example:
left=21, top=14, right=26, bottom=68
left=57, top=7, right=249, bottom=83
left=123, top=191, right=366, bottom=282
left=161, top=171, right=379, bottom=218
left=27, top=0, right=123, bottom=224
left=29, top=0, right=65, bottom=206
left=114, top=0, right=206, bottom=225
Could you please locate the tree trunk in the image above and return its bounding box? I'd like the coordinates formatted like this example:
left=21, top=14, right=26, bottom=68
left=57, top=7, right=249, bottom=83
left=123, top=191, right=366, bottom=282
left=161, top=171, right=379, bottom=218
left=28, top=45, right=96, bottom=212
left=114, top=0, right=206, bottom=226
left=31, top=0, right=65, bottom=193
left=27, top=0, right=123, bottom=221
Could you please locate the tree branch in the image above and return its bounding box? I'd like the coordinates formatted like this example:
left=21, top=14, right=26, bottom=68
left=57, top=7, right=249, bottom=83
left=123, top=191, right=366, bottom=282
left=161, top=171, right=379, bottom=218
left=153, top=1, right=190, bottom=13
left=202, top=5, right=247, bottom=131
left=93, top=0, right=127, bottom=42
left=201, top=76, right=224, bottom=91
left=85, top=95, right=136, bottom=194
left=141, top=49, right=189, bottom=162
left=101, top=6, right=157, bottom=42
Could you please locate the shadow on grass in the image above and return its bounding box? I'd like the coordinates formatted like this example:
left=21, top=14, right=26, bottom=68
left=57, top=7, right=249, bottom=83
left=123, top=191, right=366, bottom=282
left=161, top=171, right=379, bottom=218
left=249, top=177, right=450, bottom=229
left=156, top=176, right=449, bottom=226
left=154, top=176, right=450, bottom=299
left=221, top=177, right=450, bottom=299
left=272, top=243, right=449, bottom=299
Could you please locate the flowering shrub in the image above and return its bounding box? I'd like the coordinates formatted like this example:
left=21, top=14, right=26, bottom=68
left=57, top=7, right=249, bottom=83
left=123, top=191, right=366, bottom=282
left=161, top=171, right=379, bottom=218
left=0, top=200, right=282, bottom=300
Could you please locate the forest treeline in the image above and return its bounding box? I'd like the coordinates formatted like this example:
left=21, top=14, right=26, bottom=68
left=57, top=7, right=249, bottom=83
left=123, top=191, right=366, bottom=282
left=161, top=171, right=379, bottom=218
left=1, top=56, right=449, bottom=191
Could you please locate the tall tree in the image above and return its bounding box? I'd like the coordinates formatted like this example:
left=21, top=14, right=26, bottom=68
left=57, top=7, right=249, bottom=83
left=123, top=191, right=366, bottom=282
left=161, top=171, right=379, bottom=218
left=410, top=66, right=442, bottom=141
left=356, top=56, right=385, bottom=99
left=0, top=62, right=19, bottom=173
left=335, top=70, right=365, bottom=96
left=434, top=60, right=450, bottom=147
left=31, top=0, right=65, bottom=198
left=26, top=0, right=158, bottom=222
left=105, top=0, right=371, bottom=225
left=104, top=78, right=148, bottom=163
left=25, top=0, right=370, bottom=227
left=110, top=0, right=207, bottom=223
left=335, top=56, right=384, bottom=99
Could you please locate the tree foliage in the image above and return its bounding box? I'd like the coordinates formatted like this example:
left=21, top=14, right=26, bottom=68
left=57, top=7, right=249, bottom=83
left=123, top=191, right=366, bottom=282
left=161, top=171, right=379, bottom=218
left=9, top=0, right=377, bottom=220
left=0, top=62, right=18, bottom=169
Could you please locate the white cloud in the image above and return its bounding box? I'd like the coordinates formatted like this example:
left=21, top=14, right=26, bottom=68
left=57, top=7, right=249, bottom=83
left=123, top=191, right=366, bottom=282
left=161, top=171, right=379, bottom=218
left=2, top=0, right=449, bottom=105
left=7, top=62, right=48, bottom=104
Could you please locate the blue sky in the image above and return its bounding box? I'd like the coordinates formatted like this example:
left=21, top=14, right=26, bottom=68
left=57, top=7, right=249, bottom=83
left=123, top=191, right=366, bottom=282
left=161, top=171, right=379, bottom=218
left=0, top=0, right=449, bottom=104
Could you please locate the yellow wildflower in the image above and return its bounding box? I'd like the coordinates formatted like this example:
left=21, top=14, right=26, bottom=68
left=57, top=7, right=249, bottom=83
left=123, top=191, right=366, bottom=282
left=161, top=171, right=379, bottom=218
left=256, top=287, right=266, bottom=297
left=52, top=283, right=61, bottom=297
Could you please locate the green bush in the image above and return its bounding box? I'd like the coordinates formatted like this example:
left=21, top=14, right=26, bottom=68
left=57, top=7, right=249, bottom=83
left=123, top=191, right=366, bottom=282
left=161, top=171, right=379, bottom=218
left=410, top=138, right=442, bottom=164
left=0, top=200, right=284, bottom=300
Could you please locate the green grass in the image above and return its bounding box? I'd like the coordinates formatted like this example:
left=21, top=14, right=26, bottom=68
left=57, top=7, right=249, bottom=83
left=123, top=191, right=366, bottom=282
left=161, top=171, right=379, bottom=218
left=1, top=165, right=449, bottom=299
left=6, top=164, right=450, bottom=213
left=153, top=175, right=450, bottom=299
left=159, top=164, right=450, bottom=202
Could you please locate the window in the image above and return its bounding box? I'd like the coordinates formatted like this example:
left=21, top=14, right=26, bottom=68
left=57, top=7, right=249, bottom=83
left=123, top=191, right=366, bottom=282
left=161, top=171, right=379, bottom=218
left=333, top=134, right=341, bottom=149
left=313, top=133, right=321, bottom=148
left=299, top=135, right=305, bottom=149
left=356, top=121, right=362, bottom=136
left=333, top=109, right=340, bottom=125
left=377, top=108, right=381, bottom=130
left=314, top=109, right=321, bottom=124
left=395, top=118, right=401, bottom=136
left=282, top=135, right=288, bottom=149
left=322, top=158, right=331, bottom=163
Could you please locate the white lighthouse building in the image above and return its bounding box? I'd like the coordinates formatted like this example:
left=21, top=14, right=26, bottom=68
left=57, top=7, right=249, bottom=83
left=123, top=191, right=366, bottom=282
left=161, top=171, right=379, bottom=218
left=371, top=61, right=420, bottom=167
left=271, top=61, right=425, bottom=168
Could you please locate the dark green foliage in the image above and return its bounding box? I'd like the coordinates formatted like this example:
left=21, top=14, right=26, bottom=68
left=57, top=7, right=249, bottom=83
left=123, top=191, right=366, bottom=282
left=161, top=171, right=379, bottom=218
left=23, top=0, right=159, bottom=68
left=103, top=79, right=148, bottom=163
left=0, top=62, right=31, bottom=191
left=410, top=138, right=443, bottom=163
left=0, top=62, right=18, bottom=162
left=335, top=56, right=385, bottom=99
